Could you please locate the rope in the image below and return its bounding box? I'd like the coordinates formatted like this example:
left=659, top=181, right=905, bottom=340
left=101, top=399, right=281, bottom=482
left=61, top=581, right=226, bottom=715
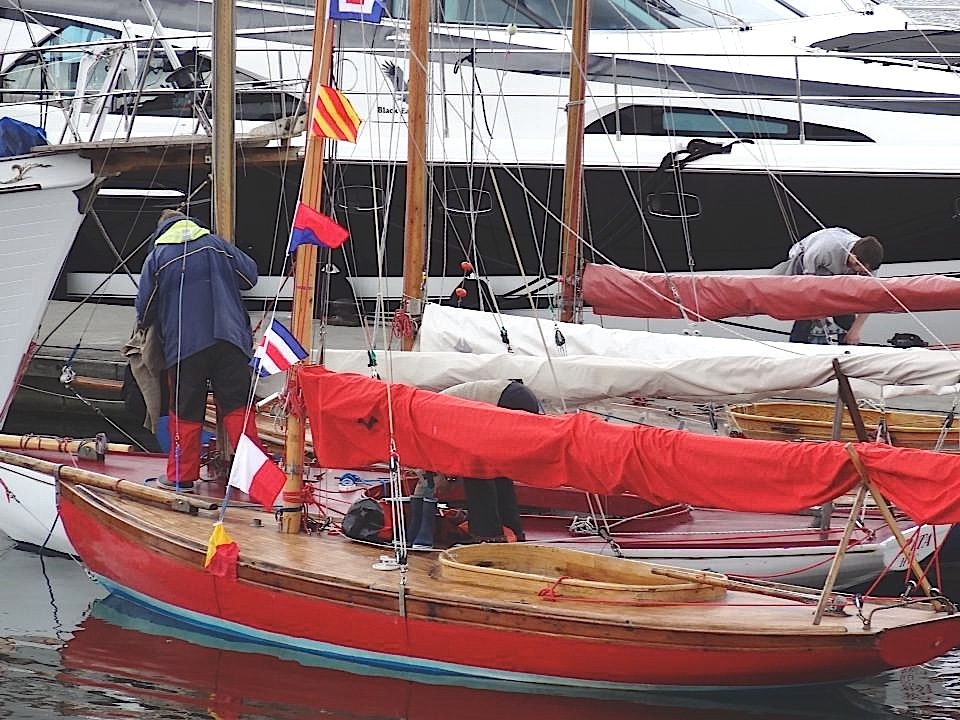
left=387, top=441, right=408, bottom=567
left=391, top=306, right=415, bottom=340
left=282, top=487, right=318, bottom=506
left=59, top=385, right=149, bottom=450
left=861, top=525, right=933, bottom=598
left=537, top=575, right=572, bottom=600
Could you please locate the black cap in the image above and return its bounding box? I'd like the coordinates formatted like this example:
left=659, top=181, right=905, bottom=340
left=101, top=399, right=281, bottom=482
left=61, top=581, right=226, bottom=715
left=497, top=380, right=542, bottom=414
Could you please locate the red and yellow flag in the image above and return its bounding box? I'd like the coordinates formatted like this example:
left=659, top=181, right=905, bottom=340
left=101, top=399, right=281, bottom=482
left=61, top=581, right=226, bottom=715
left=312, top=85, right=362, bottom=143
left=204, top=522, right=239, bottom=580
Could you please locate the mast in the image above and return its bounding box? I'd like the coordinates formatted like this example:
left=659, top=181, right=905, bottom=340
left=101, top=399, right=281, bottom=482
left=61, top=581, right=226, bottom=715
left=280, top=0, right=335, bottom=533
left=400, top=0, right=430, bottom=350
left=558, top=0, right=589, bottom=323
left=209, top=0, right=236, bottom=458
left=211, top=0, right=236, bottom=241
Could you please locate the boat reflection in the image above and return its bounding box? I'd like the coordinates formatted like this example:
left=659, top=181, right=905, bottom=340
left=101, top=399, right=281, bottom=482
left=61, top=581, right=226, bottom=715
left=60, top=594, right=912, bottom=720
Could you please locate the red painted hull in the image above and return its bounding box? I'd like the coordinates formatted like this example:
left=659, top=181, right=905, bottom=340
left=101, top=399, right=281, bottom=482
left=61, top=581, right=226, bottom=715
left=59, top=485, right=960, bottom=690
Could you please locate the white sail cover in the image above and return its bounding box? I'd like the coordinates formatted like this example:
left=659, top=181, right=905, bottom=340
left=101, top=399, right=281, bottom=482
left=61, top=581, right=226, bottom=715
left=403, top=304, right=960, bottom=401
left=323, top=347, right=959, bottom=405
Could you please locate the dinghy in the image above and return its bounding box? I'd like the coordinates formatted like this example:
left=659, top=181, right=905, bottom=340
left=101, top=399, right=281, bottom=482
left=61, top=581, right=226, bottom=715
left=728, top=401, right=960, bottom=450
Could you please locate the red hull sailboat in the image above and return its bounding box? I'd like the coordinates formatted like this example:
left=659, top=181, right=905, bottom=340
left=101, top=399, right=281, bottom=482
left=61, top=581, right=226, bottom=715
left=55, top=474, right=960, bottom=690
left=0, top=438, right=948, bottom=590
left=38, top=365, right=960, bottom=690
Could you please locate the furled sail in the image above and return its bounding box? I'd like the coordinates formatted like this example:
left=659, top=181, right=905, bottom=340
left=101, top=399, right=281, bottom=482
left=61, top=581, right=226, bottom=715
left=419, top=303, right=885, bottom=359
left=323, top=348, right=960, bottom=404
left=417, top=304, right=960, bottom=399
left=297, top=367, right=960, bottom=524
left=581, top=263, right=960, bottom=320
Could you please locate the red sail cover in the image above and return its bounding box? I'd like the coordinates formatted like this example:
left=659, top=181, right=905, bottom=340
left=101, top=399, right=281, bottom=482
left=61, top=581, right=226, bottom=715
left=297, top=367, right=960, bottom=524
left=581, top=263, right=960, bottom=320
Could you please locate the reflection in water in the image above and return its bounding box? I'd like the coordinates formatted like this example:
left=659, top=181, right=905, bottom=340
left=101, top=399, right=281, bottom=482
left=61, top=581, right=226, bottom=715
left=849, top=656, right=960, bottom=720
left=0, top=540, right=104, bottom=639
left=1, top=542, right=960, bottom=718
left=50, top=592, right=956, bottom=720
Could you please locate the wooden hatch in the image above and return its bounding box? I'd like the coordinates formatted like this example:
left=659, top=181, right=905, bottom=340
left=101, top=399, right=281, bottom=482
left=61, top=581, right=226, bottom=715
left=438, top=543, right=726, bottom=602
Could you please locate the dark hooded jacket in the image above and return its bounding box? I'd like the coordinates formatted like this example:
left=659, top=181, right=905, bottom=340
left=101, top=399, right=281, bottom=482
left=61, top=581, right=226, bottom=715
left=135, top=215, right=258, bottom=368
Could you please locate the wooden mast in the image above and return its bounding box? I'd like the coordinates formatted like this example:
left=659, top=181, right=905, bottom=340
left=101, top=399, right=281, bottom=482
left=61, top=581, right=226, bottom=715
left=211, top=0, right=235, bottom=241
left=279, top=0, right=335, bottom=533
left=400, top=0, right=430, bottom=350
left=209, top=0, right=236, bottom=459
left=558, top=0, right=589, bottom=323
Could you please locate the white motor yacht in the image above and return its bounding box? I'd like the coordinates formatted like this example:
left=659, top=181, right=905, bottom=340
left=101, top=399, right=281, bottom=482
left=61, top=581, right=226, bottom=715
left=2, top=1, right=959, bottom=344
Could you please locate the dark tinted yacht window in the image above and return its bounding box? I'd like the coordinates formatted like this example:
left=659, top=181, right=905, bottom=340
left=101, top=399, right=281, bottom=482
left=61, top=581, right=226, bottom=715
left=586, top=105, right=872, bottom=141
left=387, top=0, right=799, bottom=29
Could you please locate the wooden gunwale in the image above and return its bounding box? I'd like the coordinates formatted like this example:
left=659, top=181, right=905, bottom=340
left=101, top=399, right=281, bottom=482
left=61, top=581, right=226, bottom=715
left=60, top=481, right=945, bottom=652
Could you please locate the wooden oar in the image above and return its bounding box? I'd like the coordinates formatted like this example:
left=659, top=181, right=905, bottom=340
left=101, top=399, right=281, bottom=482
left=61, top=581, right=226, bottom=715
left=65, top=376, right=122, bottom=395
left=0, top=448, right=217, bottom=511
left=649, top=566, right=822, bottom=604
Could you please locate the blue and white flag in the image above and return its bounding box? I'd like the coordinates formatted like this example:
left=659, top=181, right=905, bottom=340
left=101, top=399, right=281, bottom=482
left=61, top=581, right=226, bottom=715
left=329, top=0, right=384, bottom=23
left=251, top=320, right=308, bottom=378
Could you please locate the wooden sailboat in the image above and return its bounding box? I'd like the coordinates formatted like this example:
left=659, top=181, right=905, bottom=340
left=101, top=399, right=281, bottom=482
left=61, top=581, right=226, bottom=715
left=43, top=378, right=960, bottom=688
left=4, top=6, right=960, bottom=695
left=0, top=426, right=948, bottom=590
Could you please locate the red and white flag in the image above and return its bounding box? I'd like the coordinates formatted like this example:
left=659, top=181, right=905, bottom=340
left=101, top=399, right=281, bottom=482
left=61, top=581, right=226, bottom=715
left=228, top=434, right=285, bottom=510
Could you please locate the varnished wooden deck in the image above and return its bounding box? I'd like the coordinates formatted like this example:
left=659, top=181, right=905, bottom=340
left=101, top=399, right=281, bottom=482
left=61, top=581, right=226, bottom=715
left=73, top=483, right=947, bottom=639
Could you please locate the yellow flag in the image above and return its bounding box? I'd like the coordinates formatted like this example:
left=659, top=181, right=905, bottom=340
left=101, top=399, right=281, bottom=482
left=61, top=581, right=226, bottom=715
left=204, top=522, right=239, bottom=579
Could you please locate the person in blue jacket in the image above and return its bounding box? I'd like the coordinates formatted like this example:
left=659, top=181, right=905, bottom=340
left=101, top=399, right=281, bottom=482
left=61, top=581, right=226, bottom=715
left=135, top=209, right=263, bottom=491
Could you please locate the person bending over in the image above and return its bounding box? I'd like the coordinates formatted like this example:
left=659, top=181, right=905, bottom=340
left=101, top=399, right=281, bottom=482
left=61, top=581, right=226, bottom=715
left=771, top=227, right=883, bottom=345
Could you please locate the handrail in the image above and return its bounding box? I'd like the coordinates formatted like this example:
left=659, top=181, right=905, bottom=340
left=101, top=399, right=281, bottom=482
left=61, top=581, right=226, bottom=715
left=6, top=31, right=960, bottom=62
